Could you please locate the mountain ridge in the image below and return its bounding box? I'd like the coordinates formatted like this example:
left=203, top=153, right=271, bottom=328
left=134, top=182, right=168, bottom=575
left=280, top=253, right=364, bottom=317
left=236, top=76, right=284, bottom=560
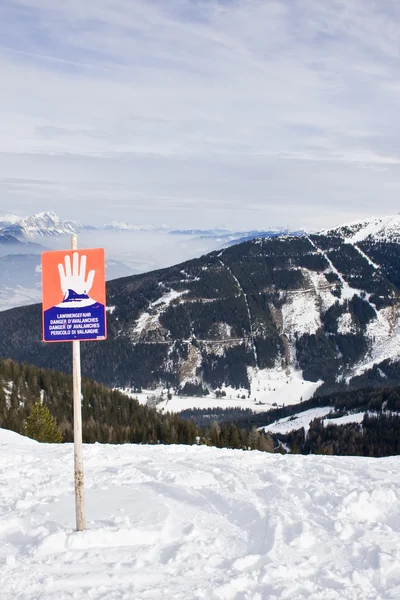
left=0, top=211, right=304, bottom=242
left=0, top=213, right=398, bottom=402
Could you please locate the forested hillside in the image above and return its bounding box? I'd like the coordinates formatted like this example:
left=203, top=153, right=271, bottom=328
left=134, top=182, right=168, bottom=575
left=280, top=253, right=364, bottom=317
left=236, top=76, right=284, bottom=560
left=0, top=358, right=274, bottom=451
left=0, top=216, right=399, bottom=401
left=1, top=357, right=400, bottom=457
left=0, top=357, right=198, bottom=445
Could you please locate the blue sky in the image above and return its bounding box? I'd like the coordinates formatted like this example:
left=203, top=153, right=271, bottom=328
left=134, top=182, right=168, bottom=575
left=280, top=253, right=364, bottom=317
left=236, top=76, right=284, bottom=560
left=1, top=0, right=400, bottom=230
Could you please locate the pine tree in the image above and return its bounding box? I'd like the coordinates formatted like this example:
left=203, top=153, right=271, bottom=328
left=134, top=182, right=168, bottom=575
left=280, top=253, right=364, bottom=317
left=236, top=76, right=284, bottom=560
left=228, top=423, right=240, bottom=449
left=258, top=433, right=274, bottom=453
left=25, top=401, right=62, bottom=443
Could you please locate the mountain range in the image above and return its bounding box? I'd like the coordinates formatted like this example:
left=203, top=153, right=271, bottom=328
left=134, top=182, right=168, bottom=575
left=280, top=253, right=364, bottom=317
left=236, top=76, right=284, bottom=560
left=0, top=211, right=302, bottom=312
left=0, top=211, right=298, bottom=242
left=0, top=213, right=399, bottom=405
left=0, top=212, right=167, bottom=239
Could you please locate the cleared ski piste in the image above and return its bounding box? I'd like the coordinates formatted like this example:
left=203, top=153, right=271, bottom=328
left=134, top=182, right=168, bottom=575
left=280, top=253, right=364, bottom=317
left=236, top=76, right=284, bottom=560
left=1, top=429, right=400, bottom=600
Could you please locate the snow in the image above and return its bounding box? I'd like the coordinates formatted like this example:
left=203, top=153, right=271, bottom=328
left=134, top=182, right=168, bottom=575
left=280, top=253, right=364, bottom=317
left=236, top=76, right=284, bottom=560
left=306, top=236, right=360, bottom=302
left=349, top=305, right=400, bottom=379
left=281, top=288, right=320, bottom=337
left=346, top=214, right=400, bottom=244
left=345, top=241, right=380, bottom=270
left=264, top=409, right=399, bottom=434
left=0, top=427, right=37, bottom=445
left=152, top=289, right=185, bottom=307
left=219, top=259, right=258, bottom=365
left=127, top=368, right=320, bottom=413
left=247, top=367, right=321, bottom=408
left=2, top=433, right=400, bottom=599
left=324, top=413, right=365, bottom=427
left=131, top=289, right=188, bottom=341
left=261, top=407, right=333, bottom=434
left=135, top=391, right=271, bottom=413
left=0, top=211, right=82, bottom=239
left=280, top=270, right=335, bottom=337
left=0, top=213, right=21, bottom=225
left=321, top=214, right=400, bottom=244
left=337, top=312, right=356, bottom=334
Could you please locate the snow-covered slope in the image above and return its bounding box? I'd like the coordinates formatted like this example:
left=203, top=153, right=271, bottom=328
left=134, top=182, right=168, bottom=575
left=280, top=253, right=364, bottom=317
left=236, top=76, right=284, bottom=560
left=0, top=427, right=37, bottom=445
left=129, top=367, right=321, bottom=413
left=260, top=409, right=374, bottom=435
left=261, top=407, right=334, bottom=434
left=325, top=213, right=400, bottom=243
left=1, top=433, right=400, bottom=599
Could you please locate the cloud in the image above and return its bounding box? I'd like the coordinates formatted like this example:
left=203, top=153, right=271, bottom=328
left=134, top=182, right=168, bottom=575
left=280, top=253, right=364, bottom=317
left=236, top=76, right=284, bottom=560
left=1, top=0, right=400, bottom=229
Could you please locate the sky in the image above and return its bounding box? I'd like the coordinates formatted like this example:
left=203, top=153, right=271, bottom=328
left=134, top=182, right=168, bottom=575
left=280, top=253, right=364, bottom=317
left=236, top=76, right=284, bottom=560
left=1, top=0, right=400, bottom=231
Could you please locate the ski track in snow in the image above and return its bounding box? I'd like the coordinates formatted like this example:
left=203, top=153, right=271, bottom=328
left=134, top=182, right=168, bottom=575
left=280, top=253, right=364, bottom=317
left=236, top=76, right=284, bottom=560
left=2, top=430, right=400, bottom=600
left=345, top=241, right=380, bottom=270
left=306, top=236, right=362, bottom=302
left=219, top=260, right=258, bottom=367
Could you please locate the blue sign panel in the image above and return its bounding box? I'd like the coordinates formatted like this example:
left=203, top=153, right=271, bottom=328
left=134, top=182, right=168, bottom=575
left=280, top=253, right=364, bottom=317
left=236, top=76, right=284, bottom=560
left=43, top=301, right=107, bottom=342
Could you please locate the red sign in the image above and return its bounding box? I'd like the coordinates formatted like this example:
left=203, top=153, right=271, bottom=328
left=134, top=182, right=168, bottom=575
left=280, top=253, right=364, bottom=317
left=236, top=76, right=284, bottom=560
left=42, top=248, right=107, bottom=342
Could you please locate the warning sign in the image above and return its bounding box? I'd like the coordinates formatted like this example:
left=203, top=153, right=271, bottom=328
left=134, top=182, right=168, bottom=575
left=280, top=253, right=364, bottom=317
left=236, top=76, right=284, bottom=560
left=42, top=248, right=107, bottom=342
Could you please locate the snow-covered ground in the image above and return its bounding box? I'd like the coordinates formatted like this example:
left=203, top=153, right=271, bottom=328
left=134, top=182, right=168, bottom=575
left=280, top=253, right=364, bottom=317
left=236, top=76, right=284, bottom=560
left=127, top=368, right=321, bottom=414
left=349, top=305, right=400, bottom=380
left=324, top=213, right=400, bottom=244
left=261, top=407, right=334, bottom=434
left=262, top=410, right=400, bottom=436
left=323, top=412, right=366, bottom=427
left=261, top=409, right=370, bottom=435
left=1, top=429, right=400, bottom=599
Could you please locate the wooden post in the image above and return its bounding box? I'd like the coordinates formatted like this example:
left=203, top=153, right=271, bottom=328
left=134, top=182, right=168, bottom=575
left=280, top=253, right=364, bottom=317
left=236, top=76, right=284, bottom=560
left=72, top=234, right=85, bottom=531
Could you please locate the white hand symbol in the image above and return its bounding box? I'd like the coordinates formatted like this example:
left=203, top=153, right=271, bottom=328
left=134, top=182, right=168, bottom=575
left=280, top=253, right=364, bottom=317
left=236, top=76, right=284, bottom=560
left=58, top=252, right=95, bottom=298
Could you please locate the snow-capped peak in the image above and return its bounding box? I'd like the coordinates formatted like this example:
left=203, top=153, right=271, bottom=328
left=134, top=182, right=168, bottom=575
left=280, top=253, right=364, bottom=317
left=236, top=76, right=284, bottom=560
left=0, top=214, right=21, bottom=225
left=0, top=211, right=171, bottom=240
left=0, top=211, right=83, bottom=239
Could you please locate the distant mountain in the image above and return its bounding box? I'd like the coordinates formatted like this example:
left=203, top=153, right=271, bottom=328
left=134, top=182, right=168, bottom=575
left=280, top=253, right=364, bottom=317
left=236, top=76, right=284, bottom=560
left=169, top=228, right=231, bottom=235
left=0, top=212, right=305, bottom=313
left=0, top=212, right=171, bottom=240
left=0, top=211, right=89, bottom=239
left=169, top=227, right=305, bottom=245
left=103, top=222, right=169, bottom=232
left=0, top=232, right=44, bottom=258
left=0, top=214, right=398, bottom=402
left=0, top=232, right=26, bottom=246
left=0, top=211, right=300, bottom=244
